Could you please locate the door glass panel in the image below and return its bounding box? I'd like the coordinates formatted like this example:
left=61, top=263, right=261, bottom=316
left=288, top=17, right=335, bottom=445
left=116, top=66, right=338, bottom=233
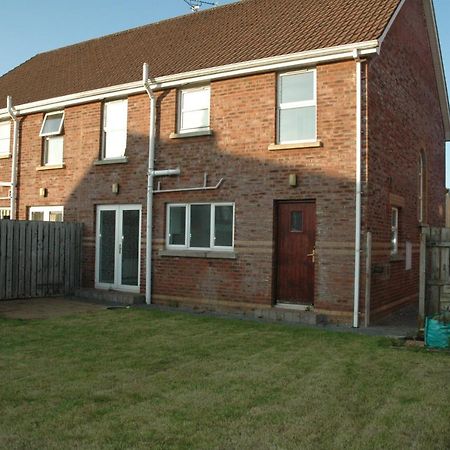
left=31, top=212, right=44, bottom=221
left=121, top=209, right=140, bottom=286
left=99, top=210, right=116, bottom=284
left=190, top=205, right=211, bottom=248
left=291, top=211, right=303, bottom=232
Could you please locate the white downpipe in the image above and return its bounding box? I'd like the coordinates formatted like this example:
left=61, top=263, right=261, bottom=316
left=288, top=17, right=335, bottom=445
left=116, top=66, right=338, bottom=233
left=143, top=63, right=156, bottom=305
left=353, top=53, right=362, bottom=328
left=6, top=96, right=19, bottom=220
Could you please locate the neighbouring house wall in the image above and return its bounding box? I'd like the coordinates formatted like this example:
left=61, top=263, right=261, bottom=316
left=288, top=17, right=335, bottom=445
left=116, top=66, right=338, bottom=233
left=367, top=0, right=446, bottom=320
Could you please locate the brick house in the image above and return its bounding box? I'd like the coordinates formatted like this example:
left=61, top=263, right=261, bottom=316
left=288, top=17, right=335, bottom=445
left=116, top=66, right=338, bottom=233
left=0, top=0, right=447, bottom=325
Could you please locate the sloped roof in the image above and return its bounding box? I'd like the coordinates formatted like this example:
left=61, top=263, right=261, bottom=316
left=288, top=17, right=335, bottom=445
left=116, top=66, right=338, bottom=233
left=0, top=0, right=401, bottom=108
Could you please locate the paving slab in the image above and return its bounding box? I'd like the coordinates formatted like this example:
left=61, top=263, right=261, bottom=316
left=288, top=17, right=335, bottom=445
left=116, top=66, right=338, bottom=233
left=0, top=297, right=106, bottom=320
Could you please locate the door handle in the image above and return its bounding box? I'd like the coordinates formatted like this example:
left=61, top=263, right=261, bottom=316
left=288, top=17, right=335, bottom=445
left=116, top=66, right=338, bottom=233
left=307, top=247, right=316, bottom=263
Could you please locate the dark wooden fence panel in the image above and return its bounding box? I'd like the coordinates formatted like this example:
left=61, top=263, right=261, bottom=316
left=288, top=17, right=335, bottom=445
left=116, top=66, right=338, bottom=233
left=0, top=220, right=83, bottom=300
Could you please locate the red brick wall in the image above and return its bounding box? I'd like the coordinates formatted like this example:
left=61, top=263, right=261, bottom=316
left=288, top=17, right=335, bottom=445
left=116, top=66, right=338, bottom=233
left=366, top=0, right=446, bottom=320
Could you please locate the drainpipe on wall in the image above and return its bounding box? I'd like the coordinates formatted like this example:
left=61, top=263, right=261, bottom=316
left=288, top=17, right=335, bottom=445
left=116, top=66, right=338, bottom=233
left=143, top=63, right=157, bottom=305
left=6, top=96, right=19, bottom=220
left=353, top=50, right=362, bottom=328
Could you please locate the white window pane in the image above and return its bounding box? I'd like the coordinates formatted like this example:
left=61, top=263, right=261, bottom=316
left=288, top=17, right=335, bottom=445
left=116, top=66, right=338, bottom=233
left=214, top=205, right=233, bottom=247
left=281, top=72, right=314, bottom=104
left=45, top=136, right=64, bottom=165
left=0, top=122, right=10, bottom=154
left=169, top=206, right=186, bottom=246
left=41, top=113, right=64, bottom=135
left=49, top=212, right=63, bottom=222
left=279, top=106, right=316, bottom=142
left=105, top=100, right=128, bottom=131
left=182, top=89, right=210, bottom=111
left=31, top=212, right=44, bottom=221
left=181, top=110, right=209, bottom=130
left=105, top=130, right=127, bottom=158
left=190, top=205, right=211, bottom=248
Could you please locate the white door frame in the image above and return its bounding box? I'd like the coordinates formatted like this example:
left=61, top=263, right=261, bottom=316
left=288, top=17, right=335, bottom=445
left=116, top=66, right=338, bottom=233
left=95, top=204, right=142, bottom=293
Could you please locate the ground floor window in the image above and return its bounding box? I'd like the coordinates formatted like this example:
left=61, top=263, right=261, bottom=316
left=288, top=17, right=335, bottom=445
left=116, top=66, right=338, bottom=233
left=29, top=206, right=64, bottom=222
left=166, top=203, right=234, bottom=250
left=0, top=208, right=10, bottom=219
left=391, top=207, right=399, bottom=255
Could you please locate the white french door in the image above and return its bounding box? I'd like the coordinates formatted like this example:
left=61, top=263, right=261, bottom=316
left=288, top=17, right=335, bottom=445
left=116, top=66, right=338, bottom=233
left=95, top=205, right=141, bottom=292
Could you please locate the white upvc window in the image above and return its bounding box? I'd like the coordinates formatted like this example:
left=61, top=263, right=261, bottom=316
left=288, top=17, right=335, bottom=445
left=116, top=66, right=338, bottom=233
left=0, top=121, right=11, bottom=156
left=178, top=86, right=210, bottom=133
left=29, top=206, right=64, bottom=222
left=40, top=111, right=64, bottom=166
left=102, top=99, right=128, bottom=159
left=277, top=69, right=317, bottom=144
left=0, top=208, right=11, bottom=219
left=391, top=207, right=399, bottom=256
left=166, top=203, right=234, bottom=250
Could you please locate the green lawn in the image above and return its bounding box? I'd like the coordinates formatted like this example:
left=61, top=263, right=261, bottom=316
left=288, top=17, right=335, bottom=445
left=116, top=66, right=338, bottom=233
left=0, top=309, right=449, bottom=450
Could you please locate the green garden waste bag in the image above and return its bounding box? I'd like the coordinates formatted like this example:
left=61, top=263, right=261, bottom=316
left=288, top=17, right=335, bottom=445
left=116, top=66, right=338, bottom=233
left=425, top=314, right=450, bottom=349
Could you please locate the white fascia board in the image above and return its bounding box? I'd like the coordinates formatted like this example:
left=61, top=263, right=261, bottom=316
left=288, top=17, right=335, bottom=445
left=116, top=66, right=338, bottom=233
left=0, top=40, right=379, bottom=119
left=423, top=0, right=450, bottom=141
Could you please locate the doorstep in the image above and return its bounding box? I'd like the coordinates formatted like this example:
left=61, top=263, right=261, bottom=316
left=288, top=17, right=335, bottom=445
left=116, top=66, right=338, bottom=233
left=75, top=288, right=145, bottom=306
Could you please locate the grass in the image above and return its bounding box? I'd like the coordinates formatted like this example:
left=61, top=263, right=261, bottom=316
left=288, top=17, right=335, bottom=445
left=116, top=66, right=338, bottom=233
left=0, top=309, right=449, bottom=450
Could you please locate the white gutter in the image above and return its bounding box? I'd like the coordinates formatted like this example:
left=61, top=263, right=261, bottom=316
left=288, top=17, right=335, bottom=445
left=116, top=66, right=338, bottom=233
left=6, top=96, right=19, bottom=219
left=0, top=41, right=379, bottom=120
left=143, top=63, right=157, bottom=305
left=353, top=51, right=362, bottom=328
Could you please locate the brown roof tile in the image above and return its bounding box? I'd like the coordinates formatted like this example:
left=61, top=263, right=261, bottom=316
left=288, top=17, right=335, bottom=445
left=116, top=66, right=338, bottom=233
left=0, top=0, right=401, bottom=108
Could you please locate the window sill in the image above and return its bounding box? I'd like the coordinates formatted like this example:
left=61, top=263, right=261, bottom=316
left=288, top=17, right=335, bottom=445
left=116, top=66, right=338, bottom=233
left=94, top=157, right=128, bottom=165
left=36, top=164, right=65, bottom=171
left=268, top=140, right=323, bottom=151
left=159, top=249, right=236, bottom=259
left=0, top=153, right=11, bottom=160
left=169, top=130, right=213, bottom=139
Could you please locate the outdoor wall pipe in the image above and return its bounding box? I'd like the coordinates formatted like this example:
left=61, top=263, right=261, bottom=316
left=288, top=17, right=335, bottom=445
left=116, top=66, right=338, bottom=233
left=6, top=96, right=19, bottom=219
left=143, top=63, right=157, bottom=305
left=353, top=51, right=362, bottom=328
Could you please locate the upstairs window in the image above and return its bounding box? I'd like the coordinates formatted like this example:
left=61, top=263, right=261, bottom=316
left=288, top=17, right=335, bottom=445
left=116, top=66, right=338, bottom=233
left=278, top=69, right=316, bottom=144
left=40, top=111, right=64, bottom=166
left=0, top=121, right=10, bottom=156
left=167, top=203, right=234, bottom=250
left=102, top=99, right=128, bottom=159
left=391, top=207, right=399, bottom=256
left=178, top=86, right=210, bottom=133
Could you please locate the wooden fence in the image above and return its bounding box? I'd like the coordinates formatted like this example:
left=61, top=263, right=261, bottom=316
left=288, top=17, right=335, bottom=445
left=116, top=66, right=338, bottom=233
left=0, top=220, right=83, bottom=300
left=422, top=227, right=450, bottom=317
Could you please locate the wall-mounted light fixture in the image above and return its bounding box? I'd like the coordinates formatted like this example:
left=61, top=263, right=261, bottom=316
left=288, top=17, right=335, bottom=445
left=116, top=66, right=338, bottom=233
left=289, top=174, right=297, bottom=187
left=112, top=183, right=119, bottom=194
left=39, top=187, right=47, bottom=198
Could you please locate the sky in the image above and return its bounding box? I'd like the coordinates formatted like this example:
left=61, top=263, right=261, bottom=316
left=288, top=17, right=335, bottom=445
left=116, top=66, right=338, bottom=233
left=1, top=0, right=450, bottom=185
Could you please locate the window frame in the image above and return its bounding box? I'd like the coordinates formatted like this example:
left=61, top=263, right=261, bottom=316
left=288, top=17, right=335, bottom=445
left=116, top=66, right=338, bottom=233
left=29, top=206, right=64, bottom=222
left=277, top=68, right=317, bottom=145
left=166, top=202, right=235, bottom=251
left=391, top=207, right=399, bottom=256
left=178, top=85, right=211, bottom=134
left=43, top=135, right=64, bottom=166
left=101, top=98, right=129, bottom=160
left=0, top=121, right=11, bottom=156
left=39, top=111, right=65, bottom=137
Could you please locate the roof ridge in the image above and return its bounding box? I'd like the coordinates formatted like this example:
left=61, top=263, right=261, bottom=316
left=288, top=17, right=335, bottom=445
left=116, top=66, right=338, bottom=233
left=35, top=0, right=248, bottom=58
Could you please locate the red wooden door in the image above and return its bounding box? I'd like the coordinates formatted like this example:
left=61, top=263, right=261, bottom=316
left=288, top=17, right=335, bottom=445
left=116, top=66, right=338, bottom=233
left=275, top=201, right=316, bottom=305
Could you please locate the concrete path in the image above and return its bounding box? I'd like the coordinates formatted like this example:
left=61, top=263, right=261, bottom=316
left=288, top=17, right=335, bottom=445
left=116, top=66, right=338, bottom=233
left=0, top=297, right=106, bottom=320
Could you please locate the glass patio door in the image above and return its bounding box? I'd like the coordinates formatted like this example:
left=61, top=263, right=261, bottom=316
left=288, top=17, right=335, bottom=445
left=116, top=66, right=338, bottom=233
left=96, top=205, right=141, bottom=292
